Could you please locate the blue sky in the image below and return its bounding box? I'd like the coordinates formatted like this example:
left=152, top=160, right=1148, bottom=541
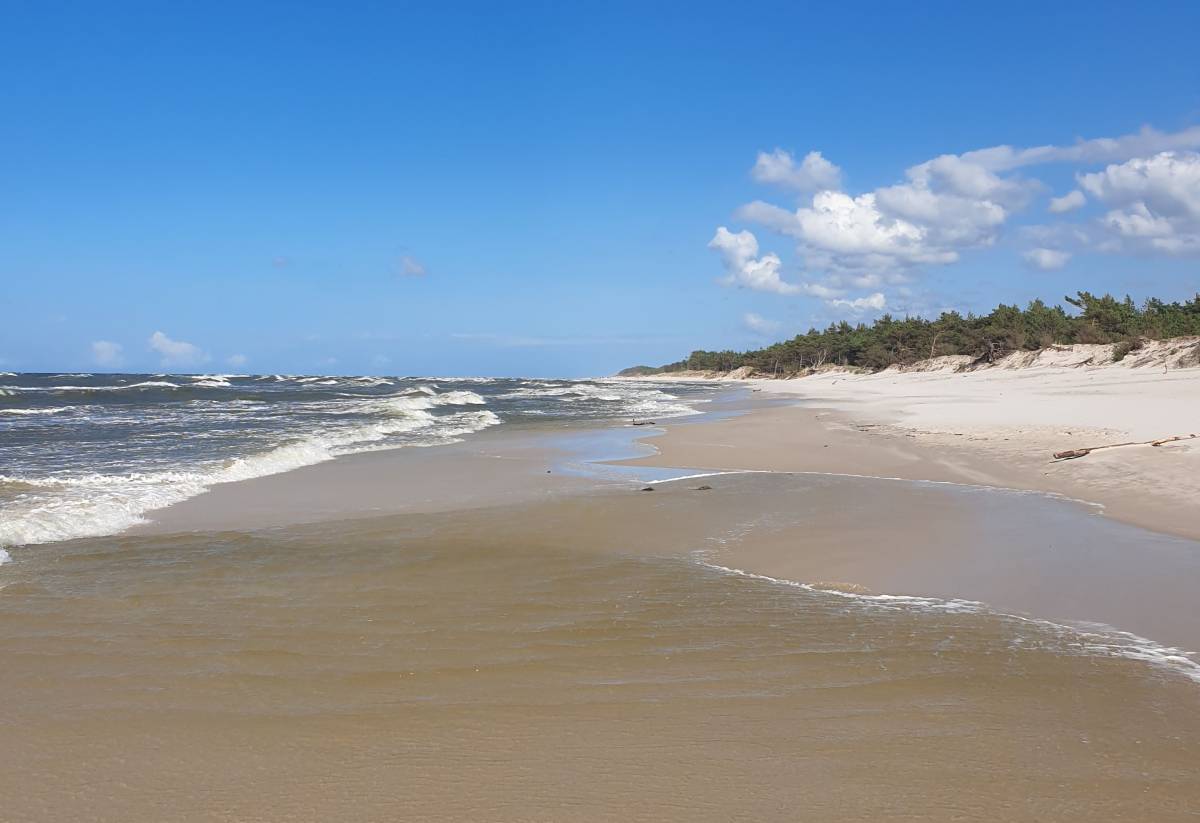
left=2, top=1, right=1199, bottom=376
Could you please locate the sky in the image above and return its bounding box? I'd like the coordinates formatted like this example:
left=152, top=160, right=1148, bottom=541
left=2, top=1, right=1199, bottom=376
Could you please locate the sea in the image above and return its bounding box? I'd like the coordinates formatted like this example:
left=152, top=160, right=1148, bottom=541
left=0, top=372, right=713, bottom=552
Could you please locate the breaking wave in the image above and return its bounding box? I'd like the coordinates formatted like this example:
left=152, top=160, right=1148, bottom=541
left=0, top=388, right=501, bottom=548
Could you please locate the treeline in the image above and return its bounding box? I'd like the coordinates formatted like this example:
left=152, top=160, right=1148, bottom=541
left=622, top=292, right=1200, bottom=376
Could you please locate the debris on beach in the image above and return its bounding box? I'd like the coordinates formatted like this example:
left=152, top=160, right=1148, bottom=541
left=640, top=486, right=655, bottom=492
left=1053, top=433, right=1197, bottom=460
left=691, top=485, right=712, bottom=491
left=630, top=420, right=656, bottom=426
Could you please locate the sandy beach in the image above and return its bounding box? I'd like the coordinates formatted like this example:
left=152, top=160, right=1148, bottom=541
left=624, top=358, right=1200, bottom=542
left=4, top=379, right=1200, bottom=821
left=5, top=456, right=1200, bottom=821
left=9, top=6, right=1200, bottom=819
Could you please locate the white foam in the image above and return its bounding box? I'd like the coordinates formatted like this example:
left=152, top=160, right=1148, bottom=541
left=1, top=381, right=180, bottom=393
left=379, top=389, right=486, bottom=415
left=0, top=406, right=75, bottom=416
left=0, top=389, right=501, bottom=548
left=498, top=381, right=703, bottom=418
left=697, top=559, right=1200, bottom=685
left=189, top=375, right=232, bottom=387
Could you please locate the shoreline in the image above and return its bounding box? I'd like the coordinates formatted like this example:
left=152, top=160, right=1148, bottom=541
left=6, top=386, right=1200, bottom=820
left=7, top=472, right=1200, bottom=820
left=120, top=386, right=1200, bottom=656
left=13, top=380, right=1200, bottom=664
left=620, top=366, right=1200, bottom=543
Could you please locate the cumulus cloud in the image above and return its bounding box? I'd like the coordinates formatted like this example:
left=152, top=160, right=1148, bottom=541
left=91, top=340, right=123, bottom=367
left=716, top=124, right=1200, bottom=305
left=828, top=293, right=887, bottom=312
left=905, top=153, right=1035, bottom=205
left=751, top=149, right=842, bottom=191
left=400, top=255, right=427, bottom=277
left=1077, top=151, right=1200, bottom=255
left=1023, top=248, right=1071, bottom=270
left=738, top=192, right=956, bottom=267
left=227, top=353, right=248, bottom=367
left=708, top=227, right=800, bottom=294
left=1079, top=151, right=1200, bottom=215
left=742, top=312, right=781, bottom=335
left=873, top=182, right=1009, bottom=248
left=1048, top=190, right=1086, bottom=213
left=737, top=157, right=1013, bottom=281
left=148, top=331, right=209, bottom=367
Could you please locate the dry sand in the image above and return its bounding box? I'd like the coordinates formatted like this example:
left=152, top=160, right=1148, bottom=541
left=623, top=360, right=1200, bottom=542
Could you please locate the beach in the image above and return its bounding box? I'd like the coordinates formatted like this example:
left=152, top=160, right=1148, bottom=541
left=9, top=5, right=1200, bottom=819
left=628, top=357, right=1200, bottom=542
left=2, top=373, right=1200, bottom=821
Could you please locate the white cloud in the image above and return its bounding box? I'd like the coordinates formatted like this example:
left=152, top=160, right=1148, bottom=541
left=708, top=227, right=800, bottom=294
left=905, top=153, right=1033, bottom=205
left=148, top=331, right=209, bottom=367
left=798, top=281, right=844, bottom=299
left=827, top=271, right=910, bottom=290
left=955, top=125, right=1200, bottom=172
left=1077, top=151, right=1200, bottom=256
left=873, top=182, right=1008, bottom=247
left=227, top=353, right=248, bottom=367
left=400, top=255, right=427, bottom=277
left=1102, top=202, right=1175, bottom=238
left=738, top=192, right=956, bottom=268
left=1078, top=151, right=1200, bottom=217
left=828, top=293, right=887, bottom=312
left=751, top=149, right=842, bottom=191
left=1023, top=248, right=1071, bottom=270
left=1048, top=190, right=1086, bottom=213
left=742, top=312, right=781, bottom=335
left=91, top=340, right=123, bottom=367
left=741, top=149, right=1032, bottom=278
left=724, top=124, right=1200, bottom=296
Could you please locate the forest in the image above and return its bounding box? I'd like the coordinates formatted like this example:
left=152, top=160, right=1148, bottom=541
left=621, top=292, right=1200, bottom=376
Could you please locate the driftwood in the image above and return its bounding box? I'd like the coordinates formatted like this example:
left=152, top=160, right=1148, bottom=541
left=630, top=420, right=657, bottom=426
left=1053, top=433, right=1197, bottom=460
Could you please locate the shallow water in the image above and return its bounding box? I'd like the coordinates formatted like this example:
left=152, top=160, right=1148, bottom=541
left=0, top=373, right=715, bottom=546
left=4, top=379, right=1199, bottom=820
left=2, top=484, right=1198, bottom=822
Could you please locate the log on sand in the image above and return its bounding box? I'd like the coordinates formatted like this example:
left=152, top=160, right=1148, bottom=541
left=1053, top=433, right=1197, bottom=460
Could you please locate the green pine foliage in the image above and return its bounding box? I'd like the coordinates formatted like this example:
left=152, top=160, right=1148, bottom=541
left=626, top=292, right=1200, bottom=376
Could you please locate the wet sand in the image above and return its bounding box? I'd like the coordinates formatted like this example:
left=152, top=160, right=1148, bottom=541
left=629, top=365, right=1200, bottom=542
left=3, top=400, right=1200, bottom=821
left=136, top=425, right=596, bottom=534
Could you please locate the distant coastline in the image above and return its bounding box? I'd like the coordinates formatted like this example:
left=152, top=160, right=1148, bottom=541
left=620, top=291, right=1200, bottom=377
